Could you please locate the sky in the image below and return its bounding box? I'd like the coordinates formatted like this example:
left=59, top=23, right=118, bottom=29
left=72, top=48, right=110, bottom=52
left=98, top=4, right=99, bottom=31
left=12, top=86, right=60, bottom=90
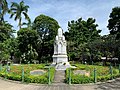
left=4, top=0, right=120, bottom=36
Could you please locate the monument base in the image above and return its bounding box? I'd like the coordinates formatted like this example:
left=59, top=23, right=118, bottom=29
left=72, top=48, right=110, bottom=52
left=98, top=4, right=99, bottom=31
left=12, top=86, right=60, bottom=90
left=52, top=54, right=71, bottom=70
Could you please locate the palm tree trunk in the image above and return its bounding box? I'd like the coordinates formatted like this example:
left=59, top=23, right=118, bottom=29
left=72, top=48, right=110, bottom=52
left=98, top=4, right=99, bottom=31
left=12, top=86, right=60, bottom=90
left=19, top=17, right=22, bottom=29
left=0, top=3, right=2, bottom=13
left=1, top=15, right=4, bottom=22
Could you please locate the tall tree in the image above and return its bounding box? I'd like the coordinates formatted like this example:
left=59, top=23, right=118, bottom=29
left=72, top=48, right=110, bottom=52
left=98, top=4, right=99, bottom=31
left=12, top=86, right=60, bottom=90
left=66, top=18, right=101, bottom=43
left=65, top=18, right=101, bottom=62
left=9, top=1, right=30, bottom=29
left=33, top=14, right=60, bottom=63
left=0, top=38, right=18, bottom=63
left=17, top=28, right=39, bottom=63
left=108, top=7, right=120, bottom=39
left=0, top=21, right=14, bottom=43
left=0, top=0, right=8, bottom=22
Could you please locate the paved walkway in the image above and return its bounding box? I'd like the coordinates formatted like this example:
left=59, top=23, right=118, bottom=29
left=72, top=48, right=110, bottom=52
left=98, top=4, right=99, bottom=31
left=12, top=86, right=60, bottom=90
left=1, top=78, right=120, bottom=90
left=53, top=70, right=65, bottom=84
left=0, top=78, right=96, bottom=90
left=96, top=78, right=120, bottom=90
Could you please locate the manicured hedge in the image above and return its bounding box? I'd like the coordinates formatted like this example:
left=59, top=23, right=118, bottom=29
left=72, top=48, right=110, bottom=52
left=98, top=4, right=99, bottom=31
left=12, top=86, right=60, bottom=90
left=0, top=73, right=21, bottom=81
left=0, top=64, right=55, bottom=84
left=66, top=64, right=120, bottom=84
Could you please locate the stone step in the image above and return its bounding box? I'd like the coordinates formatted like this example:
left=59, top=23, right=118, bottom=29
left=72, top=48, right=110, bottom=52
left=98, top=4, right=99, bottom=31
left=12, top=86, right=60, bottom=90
left=53, top=70, right=65, bottom=83
left=55, top=64, right=71, bottom=70
left=56, top=65, right=66, bottom=70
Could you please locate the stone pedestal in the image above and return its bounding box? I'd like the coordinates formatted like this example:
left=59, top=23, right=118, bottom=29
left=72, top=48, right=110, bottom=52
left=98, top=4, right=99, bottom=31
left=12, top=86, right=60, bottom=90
left=52, top=55, right=68, bottom=64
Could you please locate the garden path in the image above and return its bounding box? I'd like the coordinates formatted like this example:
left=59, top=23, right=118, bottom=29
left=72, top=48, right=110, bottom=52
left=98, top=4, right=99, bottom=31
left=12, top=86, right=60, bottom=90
left=53, top=70, right=66, bottom=85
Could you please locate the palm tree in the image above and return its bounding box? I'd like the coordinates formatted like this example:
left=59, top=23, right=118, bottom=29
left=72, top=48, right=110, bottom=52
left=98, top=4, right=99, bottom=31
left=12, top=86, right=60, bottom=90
left=0, top=0, right=8, bottom=22
left=9, top=1, right=30, bottom=29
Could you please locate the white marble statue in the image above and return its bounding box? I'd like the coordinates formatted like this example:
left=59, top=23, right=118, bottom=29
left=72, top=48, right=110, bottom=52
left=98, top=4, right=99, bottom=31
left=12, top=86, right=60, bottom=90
left=54, top=28, right=67, bottom=55
left=52, top=28, right=70, bottom=70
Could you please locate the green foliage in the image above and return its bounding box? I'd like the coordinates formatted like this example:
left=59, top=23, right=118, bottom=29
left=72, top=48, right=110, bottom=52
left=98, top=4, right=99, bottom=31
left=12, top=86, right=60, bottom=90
left=107, top=6, right=120, bottom=61
left=49, top=67, right=55, bottom=83
left=0, top=21, right=16, bottom=63
left=17, top=28, right=39, bottom=63
left=0, top=0, right=8, bottom=22
left=0, top=64, right=55, bottom=84
left=66, top=64, right=120, bottom=84
left=0, top=73, right=21, bottom=81
left=0, top=21, right=14, bottom=43
left=66, top=18, right=101, bottom=42
left=33, top=14, right=60, bottom=63
left=108, top=7, right=120, bottom=39
left=24, top=75, right=48, bottom=83
left=25, top=45, right=38, bottom=63
left=71, top=75, right=93, bottom=84
left=3, top=38, right=17, bottom=52
left=9, top=1, right=30, bottom=29
left=65, top=68, right=94, bottom=84
left=65, top=18, right=101, bottom=62
left=91, top=35, right=120, bottom=64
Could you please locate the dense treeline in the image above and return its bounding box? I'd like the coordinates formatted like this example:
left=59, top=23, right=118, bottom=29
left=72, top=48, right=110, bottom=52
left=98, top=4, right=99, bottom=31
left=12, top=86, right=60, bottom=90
left=0, top=0, right=120, bottom=65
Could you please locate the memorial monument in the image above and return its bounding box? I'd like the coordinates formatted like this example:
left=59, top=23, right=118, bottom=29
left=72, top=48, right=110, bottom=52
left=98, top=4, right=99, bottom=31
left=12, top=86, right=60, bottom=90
left=52, top=28, right=70, bottom=70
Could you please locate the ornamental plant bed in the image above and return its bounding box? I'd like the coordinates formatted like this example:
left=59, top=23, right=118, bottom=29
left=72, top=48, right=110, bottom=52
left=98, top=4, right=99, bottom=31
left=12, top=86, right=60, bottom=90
left=0, top=64, right=55, bottom=84
left=65, top=64, right=120, bottom=84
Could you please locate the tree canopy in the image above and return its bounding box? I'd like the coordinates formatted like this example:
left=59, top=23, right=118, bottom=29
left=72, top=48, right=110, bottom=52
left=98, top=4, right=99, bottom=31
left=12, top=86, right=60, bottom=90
left=0, top=0, right=8, bottom=22
left=65, top=18, right=101, bottom=42
left=17, top=28, right=39, bottom=63
left=108, top=7, right=120, bottom=39
left=65, top=17, right=101, bottom=62
left=17, top=28, right=39, bottom=53
left=0, top=21, right=14, bottom=43
left=33, top=14, right=60, bottom=63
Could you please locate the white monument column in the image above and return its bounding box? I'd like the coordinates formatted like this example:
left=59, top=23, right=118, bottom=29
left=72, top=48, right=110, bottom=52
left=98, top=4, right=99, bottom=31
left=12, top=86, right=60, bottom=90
left=52, top=28, right=70, bottom=70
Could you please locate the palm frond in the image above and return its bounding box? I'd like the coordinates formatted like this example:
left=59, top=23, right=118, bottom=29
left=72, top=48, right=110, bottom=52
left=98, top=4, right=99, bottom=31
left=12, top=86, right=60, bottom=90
left=9, top=0, right=30, bottom=29
left=20, top=1, right=24, bottom=6
left=10, top=8, right=17, bottom=11
left=23, top=5, right=29, bottom=12
left=14, top=15, right=18, bottom=21
left=10, top=13, right=15, bottom=18
left=11, top=2, right=19, bottom=8
left=23, top=12, right=29, bottom=20
left=21, top=22, right=27, bottom=26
